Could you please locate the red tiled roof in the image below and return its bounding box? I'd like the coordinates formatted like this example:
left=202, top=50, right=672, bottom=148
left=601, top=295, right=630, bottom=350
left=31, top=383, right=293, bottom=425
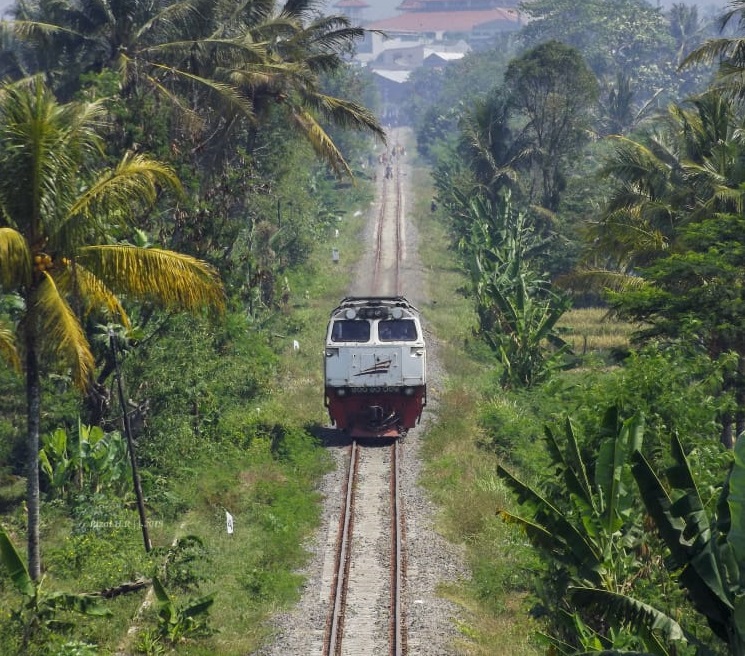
left=335, top=0, right=369, bottom=7
left=366, top=8, right=521, bottom=33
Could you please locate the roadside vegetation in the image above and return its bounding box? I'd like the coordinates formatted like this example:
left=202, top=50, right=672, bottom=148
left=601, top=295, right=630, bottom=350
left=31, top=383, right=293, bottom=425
left=0, top=156, right=372, bottom=655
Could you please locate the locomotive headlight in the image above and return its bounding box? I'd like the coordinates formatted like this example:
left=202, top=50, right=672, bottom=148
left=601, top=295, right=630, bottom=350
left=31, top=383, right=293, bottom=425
left=391, top=307, right=403, bottom=319
left=345, top=308, right=356, bottom=319
left=403, top=387, right=415, bottom=396
left=410, top=347, right=424, bottom=356
left=325, top=348, right=339, bottom=357
left=336, top=388, right=347, bottom=397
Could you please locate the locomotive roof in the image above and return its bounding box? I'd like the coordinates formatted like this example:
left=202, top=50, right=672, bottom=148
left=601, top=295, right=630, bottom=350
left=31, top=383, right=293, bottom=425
left=332, top=296, right=419, bottom=313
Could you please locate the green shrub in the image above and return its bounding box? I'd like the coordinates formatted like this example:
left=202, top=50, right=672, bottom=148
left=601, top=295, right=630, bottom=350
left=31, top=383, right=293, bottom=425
left=478, top=394, right=545, bottom=471
left=537, top=345, right=726, bottom=465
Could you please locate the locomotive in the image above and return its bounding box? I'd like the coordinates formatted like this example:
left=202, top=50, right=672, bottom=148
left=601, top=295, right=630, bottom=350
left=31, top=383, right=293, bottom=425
left=324, top=296, right=427, bottom=438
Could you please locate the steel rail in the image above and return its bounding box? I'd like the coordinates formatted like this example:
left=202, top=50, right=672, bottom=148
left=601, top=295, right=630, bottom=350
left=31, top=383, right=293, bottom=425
left=372, top=174, right=388, bottom=295
left=390, top=440, right=404, bottom=656
left=324, top=440, right=359, bottom=656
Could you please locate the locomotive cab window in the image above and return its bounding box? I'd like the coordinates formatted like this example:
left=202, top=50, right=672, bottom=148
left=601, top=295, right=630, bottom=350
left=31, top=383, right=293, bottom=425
left=378, top=319, right=418, bottom=342
left=331, top=320, right=371, bottom=342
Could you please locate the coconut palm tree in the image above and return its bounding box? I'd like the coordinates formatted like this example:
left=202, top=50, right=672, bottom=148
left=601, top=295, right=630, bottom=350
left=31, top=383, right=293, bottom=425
left=240, top=0, right=384, bottom=174
left=456, top=88, right=527, bottom=204
left=3, top=0, right=384, bottom=174
left=681, top=0, right=745, bottom=101
left=576, top=91, right=745, bottom=446
left=582, top=90, right=745, bottom=283
left=6, top=0, right=261, bottom=113
left=0, top=77, right=224, bottom=580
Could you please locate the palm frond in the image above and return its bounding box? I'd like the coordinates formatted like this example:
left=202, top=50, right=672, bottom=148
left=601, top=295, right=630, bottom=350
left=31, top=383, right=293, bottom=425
left=0, top=227, right=32, bottom=289
left=0, top=325, right=21, bottom=373
left=9, top=19, right=83, bottom=41
left=134, top=0, right=202, bottom=43
left=34, top=271, right=95, bottom=388
left=129, top=67, right=206, bottom=134
left=557, top=268, right=648, bottom=294
left=55, top=264, right=130, bottom=327
left=147, top=62, right=256, bottom=120
left=145, top=37, right=269, bottom=67
left=65, top=153, right=182, bottom=237
left=291, top=108, right=353, bottom=177
left=681, top=37, right=745, bottom=69
left=302, top=93, right=384, bottom=139
left=77, top=245, right=225, bottom=313
left=301, top=52, right=344, bottom=75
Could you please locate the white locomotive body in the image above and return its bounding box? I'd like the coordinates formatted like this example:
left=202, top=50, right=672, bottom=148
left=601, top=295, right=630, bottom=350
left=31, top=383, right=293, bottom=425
left=324, top=296, right=426, bottom=438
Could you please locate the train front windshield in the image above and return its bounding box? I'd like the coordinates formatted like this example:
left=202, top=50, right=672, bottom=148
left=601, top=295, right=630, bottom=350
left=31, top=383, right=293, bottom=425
left=331, top=320, right=371, bottom=342
left=377, top=320, right=418, bottom=342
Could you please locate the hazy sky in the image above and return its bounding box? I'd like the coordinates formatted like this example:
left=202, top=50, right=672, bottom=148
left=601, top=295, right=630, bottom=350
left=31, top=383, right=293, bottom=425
left=319, top=0, right=401, bottom=21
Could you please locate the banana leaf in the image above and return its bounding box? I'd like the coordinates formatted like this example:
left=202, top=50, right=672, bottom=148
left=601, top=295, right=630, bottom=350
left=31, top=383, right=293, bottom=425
left=728, top=432, right=745, bottom=575
left=632, top=445, right=733, bottom=643
left=545, top=420, right=595, bottom=512
left=0, top=526, right=34, bottom=597
left=569, top=586, right=686, bottom=656
left=497, top=464, right=601, bottom=580
left=631, top=450, right=686, bottom=566
left=43, top=590, right=111, bottom=616
left=596, top=413, right=644, bottom=535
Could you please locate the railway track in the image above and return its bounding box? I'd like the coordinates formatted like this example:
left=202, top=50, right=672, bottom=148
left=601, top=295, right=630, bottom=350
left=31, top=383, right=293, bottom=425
left=372, top=145, right=404, bottom=297
left=261, top=128, right=457, bottom=656
left=323, top=439, right=405, bottom=656
left=323, top=136, right=409, bottom=656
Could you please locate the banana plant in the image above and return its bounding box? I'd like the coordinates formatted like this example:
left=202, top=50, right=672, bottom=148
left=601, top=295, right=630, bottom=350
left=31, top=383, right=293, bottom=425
left=0, top=526, right=110, bottom=648
left=152, top=576, right=215, bottom=644
left=39, top=419, right=130, bottom=499
left=631, top=432, right=745, bottom=654
left=495, top=410, right=683, bottom=652
left=537, top=600, right=685, bottom=656
left=479, top=269, right=572, bottom=388
left=465, top=193, right=570, bottom=388
left=565, top=588, right=688, bottom=656
left=497, top=409, right=645, bottom=589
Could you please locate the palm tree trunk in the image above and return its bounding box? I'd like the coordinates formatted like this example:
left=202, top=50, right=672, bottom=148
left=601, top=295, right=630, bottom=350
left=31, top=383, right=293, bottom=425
left=25, top=322, right=42, bottom=581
